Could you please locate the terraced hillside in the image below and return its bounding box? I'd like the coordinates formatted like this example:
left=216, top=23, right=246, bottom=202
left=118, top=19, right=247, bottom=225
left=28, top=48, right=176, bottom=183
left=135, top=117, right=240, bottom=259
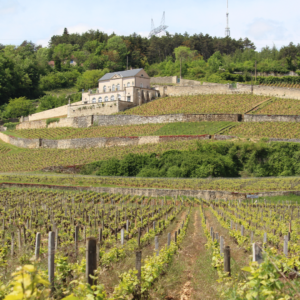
left=0, top=139, right=200, bottom=172
left=225, top=122, right=300, bottom=139
left=6, top=121, right=234, bottom=140
left=251, top=98, right=300, bottom=115
left=118, top=94, right=270, bottom=115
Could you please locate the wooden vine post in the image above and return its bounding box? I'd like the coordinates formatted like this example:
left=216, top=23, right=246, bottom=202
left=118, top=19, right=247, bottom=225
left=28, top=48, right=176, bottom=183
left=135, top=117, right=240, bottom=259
left=86, top=238, right=97, bottom=285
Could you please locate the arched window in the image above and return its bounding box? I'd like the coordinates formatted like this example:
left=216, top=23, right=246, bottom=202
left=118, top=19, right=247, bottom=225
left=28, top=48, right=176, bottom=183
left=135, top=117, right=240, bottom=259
left=127, top=82, right=130, bottom=87
left=98, top=97, right=102, bottom=102
left=117, top=84, right=120, bottom=91
left=105, top=96, right=108, bottom=102
left=112, top=84, right=115, bottom=91
left=111, top=95, right=115, bottom=101
left=117, top=94, right=121, bottom=100
left=103, top=85, right=106, bottom=92
left=92, top=98, right=96, bottom=103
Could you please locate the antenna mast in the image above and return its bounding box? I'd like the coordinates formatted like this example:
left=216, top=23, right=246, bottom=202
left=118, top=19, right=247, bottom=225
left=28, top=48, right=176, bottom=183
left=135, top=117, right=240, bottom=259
left=225, top=0, right=230, bottom=37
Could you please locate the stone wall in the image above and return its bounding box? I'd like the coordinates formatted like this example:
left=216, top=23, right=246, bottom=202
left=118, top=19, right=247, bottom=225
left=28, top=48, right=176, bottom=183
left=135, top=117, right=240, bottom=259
left=269, top=138, right=300, bottom=143
left=0, top=126, right=7, bottom=132
left=244, top=114, right=300, bottom=122
left=16, top=116, right=93, bottom=130
left=67, top=102, right=119, bottom=118
left=164, top=85, right=230, bottom=96
left=16, top=113, right=241, bottom=130
left=0, top=132, right=210, bottom=149
left=237, top=83, right=300, bottom=100
left=150, top=76, right=178, bottom=84
left=180, top=79, right=202, bottom=86
left=1, top=182, right=300, bottom=200
left=0, top=132, right=39, bottom=148
left=27, top=105, right=69, bottom=121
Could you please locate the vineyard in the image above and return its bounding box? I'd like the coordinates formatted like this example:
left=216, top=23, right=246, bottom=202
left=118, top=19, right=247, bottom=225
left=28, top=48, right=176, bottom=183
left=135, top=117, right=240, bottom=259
left=225, top=122, right=300, bottom=139
left=118, top=94, right=270, bottom=115
left=6, top=122, right=233, bottom=140
left=2, top=173, right=300, bottom=193
left=260, top=83, right=300, bottom=89
left=0, top=187, right=299, bottom=299
left=0, top=139, right=199, bottom=172
left=252, top=98, right=300, bottom=115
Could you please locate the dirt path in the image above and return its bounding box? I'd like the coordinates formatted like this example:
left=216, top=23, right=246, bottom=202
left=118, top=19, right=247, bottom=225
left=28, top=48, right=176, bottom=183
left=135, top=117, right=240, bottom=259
left=148, top=208, right=220, bottom=300
left=204, top=207, right=250, bottom=277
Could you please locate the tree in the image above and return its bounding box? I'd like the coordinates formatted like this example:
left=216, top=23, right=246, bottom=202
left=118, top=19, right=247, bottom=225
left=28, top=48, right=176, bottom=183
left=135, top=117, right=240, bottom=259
left=3, top=97, right=35, bottom=118
left=75, top=69, right=109, bottom=91
left=174, top=46, right=197, bottom=78
left=63, top=28, right=69, bottom=35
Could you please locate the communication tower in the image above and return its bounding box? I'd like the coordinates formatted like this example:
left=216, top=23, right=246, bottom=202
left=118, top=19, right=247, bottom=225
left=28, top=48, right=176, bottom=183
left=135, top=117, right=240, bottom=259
left=225, top=0, right=230, bottom=37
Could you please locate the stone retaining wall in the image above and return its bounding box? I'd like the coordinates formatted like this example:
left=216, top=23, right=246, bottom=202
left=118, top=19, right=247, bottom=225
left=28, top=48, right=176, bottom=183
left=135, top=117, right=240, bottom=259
left=0, top=132, right=210, bottom=149
left=1, top=182, right=300, bottom=200
left=17, top=113, right=241, bottom=130
left=244, top=114, right=300, bottom=122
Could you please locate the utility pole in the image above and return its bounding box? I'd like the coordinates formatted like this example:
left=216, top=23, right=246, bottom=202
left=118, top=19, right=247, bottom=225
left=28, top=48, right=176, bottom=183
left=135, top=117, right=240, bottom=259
left=180, top=57, right=182, bottom=80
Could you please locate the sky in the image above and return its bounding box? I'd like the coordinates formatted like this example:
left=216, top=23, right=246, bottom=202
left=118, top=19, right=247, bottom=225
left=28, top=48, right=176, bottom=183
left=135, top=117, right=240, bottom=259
left=0, top=0, right=299, bottom=51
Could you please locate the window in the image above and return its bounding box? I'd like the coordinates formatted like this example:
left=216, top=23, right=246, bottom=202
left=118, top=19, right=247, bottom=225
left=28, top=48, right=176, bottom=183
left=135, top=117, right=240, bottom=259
left=105, top=96, right=108, bottom=102
left=98, top=97, right=102, bottom=102
left=111, top=95, right=115, bottom=101
left=117, top=94, right=121, bottom=100
left=140, top=83, right=143, bottom=88
left=92, top=98, right=96, bottom=103
left=127, top=96, right=131, bottom=102
left=117, top=84, right=120, bottom=91
left=112, top=84, right=115, bottom=91
left=127, top=82, right=130, bottom=87
left=103, top=85, right=106, bottom=92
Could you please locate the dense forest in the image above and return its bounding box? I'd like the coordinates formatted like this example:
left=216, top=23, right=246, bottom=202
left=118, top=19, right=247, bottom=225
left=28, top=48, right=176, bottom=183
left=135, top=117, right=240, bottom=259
left=1, top=28, right=300, bottom=120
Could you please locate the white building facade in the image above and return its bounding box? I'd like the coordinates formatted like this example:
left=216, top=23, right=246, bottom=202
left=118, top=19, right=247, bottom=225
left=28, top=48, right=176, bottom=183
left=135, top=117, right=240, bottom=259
left=81, top=68, right=157, bottom=107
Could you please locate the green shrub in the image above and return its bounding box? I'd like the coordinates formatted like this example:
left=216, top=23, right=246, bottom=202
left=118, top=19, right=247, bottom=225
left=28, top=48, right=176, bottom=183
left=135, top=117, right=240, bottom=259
left=46, top=118, right=60, bottom=126
left=3, top=122, right=19, bottom=130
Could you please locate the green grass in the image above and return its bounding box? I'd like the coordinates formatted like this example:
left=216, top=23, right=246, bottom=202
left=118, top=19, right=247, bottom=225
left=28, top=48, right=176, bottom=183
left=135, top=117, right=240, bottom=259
left=257, top=193, right=300, bottom=204
left=44, top=86, right=78, bottom=97
left=153, top=121, right=236, bottom=136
